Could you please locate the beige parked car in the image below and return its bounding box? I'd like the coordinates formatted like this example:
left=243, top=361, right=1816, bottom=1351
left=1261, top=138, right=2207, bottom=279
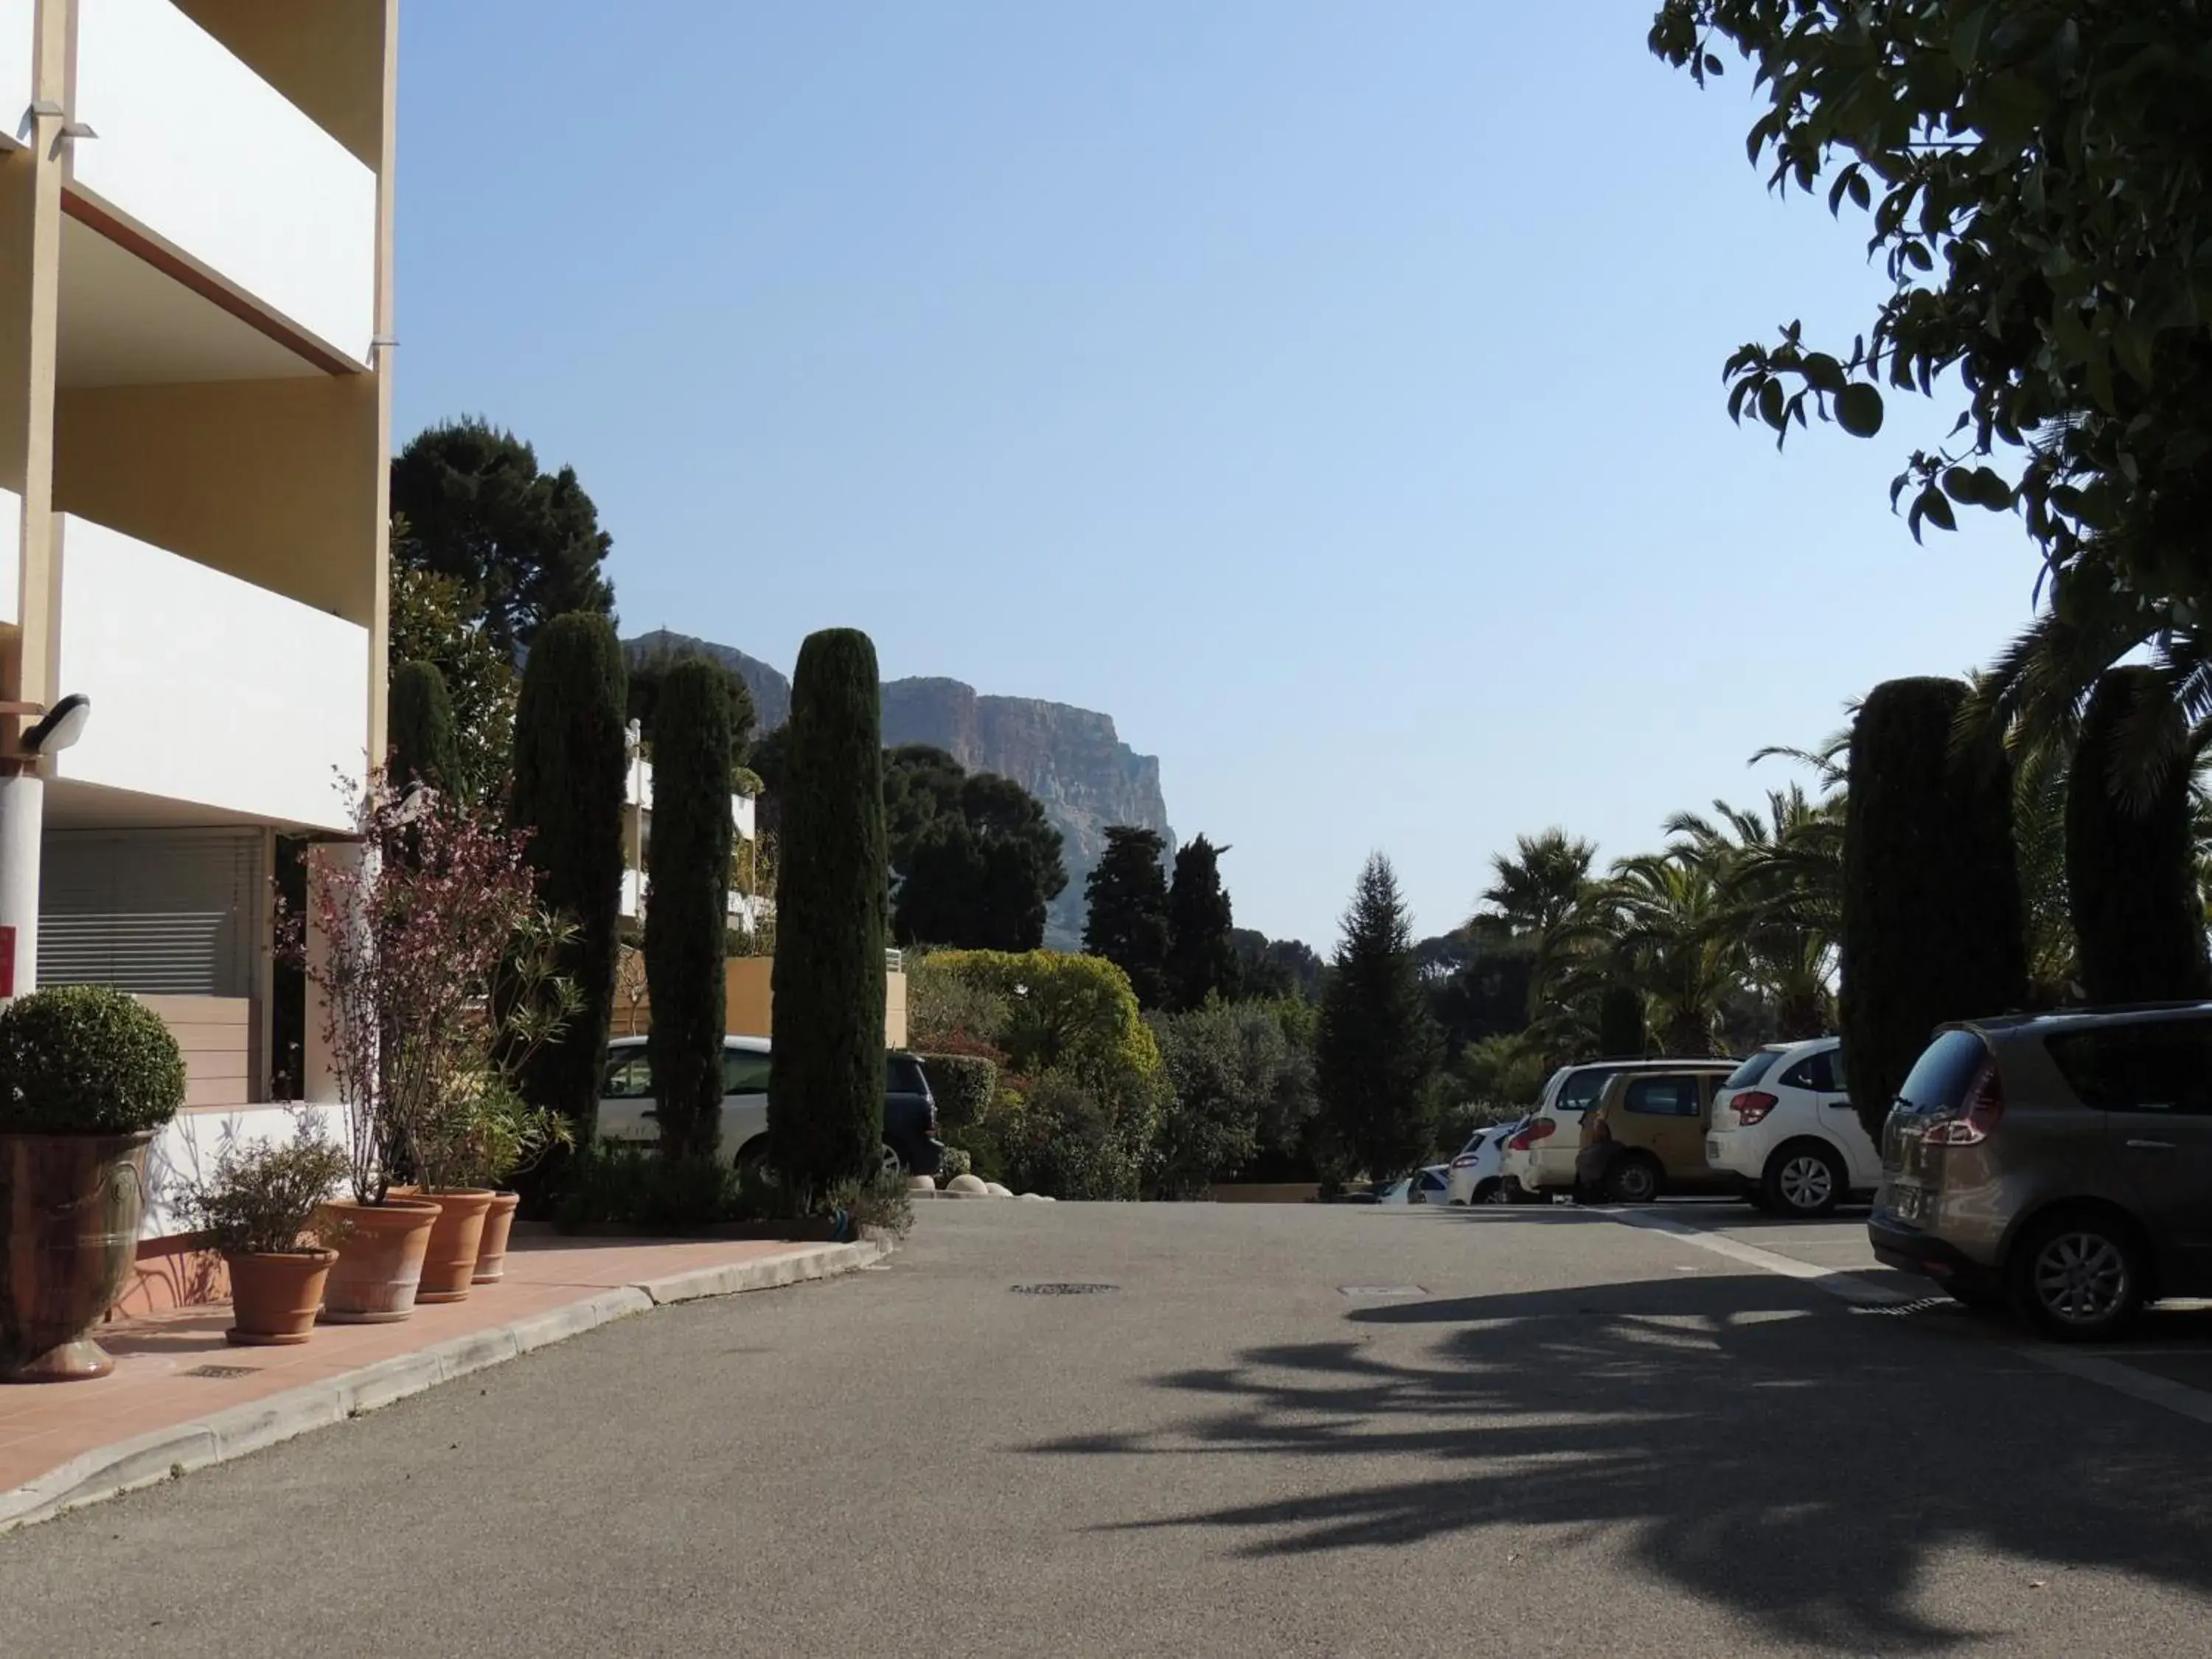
left=1573, top=1065, right=1737, bottom=1203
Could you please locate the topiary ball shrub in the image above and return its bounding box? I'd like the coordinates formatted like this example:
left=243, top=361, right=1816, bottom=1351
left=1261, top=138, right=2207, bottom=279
left=0, top=985, right=187, bottom=1135
left=919, top=1053, right=996, bottom=1131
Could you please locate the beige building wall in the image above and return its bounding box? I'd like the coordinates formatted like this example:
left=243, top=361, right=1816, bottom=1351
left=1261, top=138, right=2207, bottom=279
left=0, top=159, right=28, bottom=493
left=611, top=959, right=911, bottom=1051
left=54, top=375, right=384, bottom=624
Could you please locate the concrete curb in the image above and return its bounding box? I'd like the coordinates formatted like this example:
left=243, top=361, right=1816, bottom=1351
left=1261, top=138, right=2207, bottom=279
left=0, top=1239, right=889, bottom=1536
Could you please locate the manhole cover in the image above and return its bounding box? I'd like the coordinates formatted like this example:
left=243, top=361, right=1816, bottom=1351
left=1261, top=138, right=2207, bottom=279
left=1340, top=1285, right=1426, bottom=1299
left=1011, top=1283, right=1119, bottom=1296
left=1850, top=1296, right=1959, bottom=1318
left=184, top=1364, right=260, bottom=1380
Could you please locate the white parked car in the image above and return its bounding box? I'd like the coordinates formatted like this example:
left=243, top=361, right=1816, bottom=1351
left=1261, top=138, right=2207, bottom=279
left=1500, top=1058, right=1733, bottom=1199
left=1445, top=1121, right=1518, bottom=1205
left=1705, top=1035, right=1879, bottom=1218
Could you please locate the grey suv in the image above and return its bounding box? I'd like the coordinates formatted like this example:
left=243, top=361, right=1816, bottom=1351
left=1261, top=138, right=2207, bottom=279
left=1868, top=1005, right=2212, bottom=1340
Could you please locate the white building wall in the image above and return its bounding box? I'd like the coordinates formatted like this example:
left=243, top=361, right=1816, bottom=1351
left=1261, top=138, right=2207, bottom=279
left=70, top=0, right=378, bottom=361
left=142, top=1100, right=349, bottom=1239
left=0, top=1, right=29, bottom=157
left=0, top=483, right=18, bottom=626
left=55, top=514, right=368, bottom=830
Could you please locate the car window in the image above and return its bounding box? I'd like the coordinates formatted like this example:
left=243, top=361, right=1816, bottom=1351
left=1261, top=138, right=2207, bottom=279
left=1778, top=1050, right=1835, bottom=1093
left=603, top=1050, right=654, bottom=1099
left=1896, top=1029, right=1989, bottom=1114
left=1557, top=1066, right=1623, bottom=1113
left=1723, top=1050, right=1784, bottom=1089
left=2046, top=1020, right=2212, bottom=1116
left=886, top=1055, right=929, bottom=1096
left=721, top=1048, right=772, bottom=1096
left=1624, top=1076, right=1700, bottom=1116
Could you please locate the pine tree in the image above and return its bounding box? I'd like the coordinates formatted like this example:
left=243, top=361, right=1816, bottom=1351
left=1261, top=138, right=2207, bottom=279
left=1084, top=827, right=1171, bottom=1008
left=645, top=659, right=734, bottom=1161
left=508, top=613, right=627, bottom=1145
left=2067, top=667, right=2211, bottom=1005
left=1840, top=677, right=2028, bottom=1138
left=1164, top=835, right=1236, bottom=1012
left=387, top=660, right=458, bottom=796
left=769, top=630, right=888, bottom=1190
left=1316, top=854, right=1441, bottom=1180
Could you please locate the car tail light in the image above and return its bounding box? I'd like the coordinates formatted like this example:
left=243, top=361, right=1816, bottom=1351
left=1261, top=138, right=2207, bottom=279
left=1733, top=1091, right=1779, bottom=1125
left=1925, top=1064, right=2005, bottom=1147
left=1525, top=1119, right=1556, bottom=1142
left=1450, top=1152, right=1481, bottom=1169
left=1505, top=1130, right=1531, bottom=1152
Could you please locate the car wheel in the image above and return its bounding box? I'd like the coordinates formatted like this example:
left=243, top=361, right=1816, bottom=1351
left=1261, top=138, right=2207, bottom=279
left=2010, top=1211, right=2144, bottom=1342
left=1472, top=1179, right=1501, bottom=1206
left=1604, top=1155, right=1660, bottom=1206
left=880, top=1141, right=908, bottom=1180
left=1764, top=1144, right=1844, bottom=1220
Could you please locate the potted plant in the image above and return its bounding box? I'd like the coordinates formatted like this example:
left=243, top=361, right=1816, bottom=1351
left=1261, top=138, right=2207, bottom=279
left=423, top=1074, right=571, bottom=1285
left=183, top=1123, right=350, bottom=1344
left=295, top=773, right=577, bottom=1321
left=0, top=985, right=186, bottom=1382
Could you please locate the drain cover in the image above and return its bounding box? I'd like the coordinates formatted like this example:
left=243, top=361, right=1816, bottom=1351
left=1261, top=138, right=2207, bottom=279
left=1340, top=1285, right=1426, bottom=1299
left=1011, top=1282, right=1119, bottom=1295
left=184, top=1363, right=260, bottom=1380
left=1850, top=1296, right=1959, bottom=1318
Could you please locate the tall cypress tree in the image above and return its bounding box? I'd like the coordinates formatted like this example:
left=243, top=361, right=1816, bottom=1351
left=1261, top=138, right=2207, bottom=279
left=2067, top=667, right=2210, bottom=1005
left=1598, top=984, right=1646, bottom=1060
left=509, top=613, right=627, bottom=1144
left=1840, top=677, right=2027, bottom=1138
left=1164, top=835, right=1236, bottom=1012
left=1316, top=854, right=1441, bottom=1180
left=1084, top=826, right=1171, bottom=1008
left=387, top=660, right=459, bottom=796
left=769, top=629, right=888, bottom=1190
left=645, top=659, right=734, bottom=1162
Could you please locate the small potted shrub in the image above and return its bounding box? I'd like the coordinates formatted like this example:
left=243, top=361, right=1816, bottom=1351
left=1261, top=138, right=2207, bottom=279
left=0, top=985, right=186, bottom=1382
left=184, top=1124, right=350, bottom=1345
left=425, top=1076, right=570, bottom=1284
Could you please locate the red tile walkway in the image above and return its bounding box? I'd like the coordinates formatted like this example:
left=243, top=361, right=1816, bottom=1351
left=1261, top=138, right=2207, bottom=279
left=0, top=1232, right=818, bottom=1500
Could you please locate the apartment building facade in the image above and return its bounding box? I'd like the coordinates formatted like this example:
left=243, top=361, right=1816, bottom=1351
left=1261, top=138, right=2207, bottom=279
left=1, top=1, right=396, bottom=1239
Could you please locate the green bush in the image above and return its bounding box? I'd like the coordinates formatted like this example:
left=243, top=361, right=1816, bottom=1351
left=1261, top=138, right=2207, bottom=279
left=935, top=1145, right=973, bottom=1185
left=1840, top=677, right=2027, bottom=1137
left=645, top=657, right=735, bottom=1160
left=769, top=629, right=888, bottom=1192
left=1004, top=1068, right=1148, bottom=1200
left=824, top=1167, right=915, bottom=1238
left=919, top=1053, right=996, bottom=1130
left=184, top=1124, right=350, bottom=1256
left=551, top=1141, right=749, bottom=1233
left=923, top=949, right=1161, bottom=1079
left=0, top=985, right=187, bottom=1135
left=2067, top=667, right=2211, bottom=1004
left=905, top=956, right=1012, bottom=1051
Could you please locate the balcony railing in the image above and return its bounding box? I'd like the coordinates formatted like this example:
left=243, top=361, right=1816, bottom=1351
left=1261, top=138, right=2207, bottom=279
left=54, top=514, right=368, bottom=830
left=70, top=0, right=378, bottom=363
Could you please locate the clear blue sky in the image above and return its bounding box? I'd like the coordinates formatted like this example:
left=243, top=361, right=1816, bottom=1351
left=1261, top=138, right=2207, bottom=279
left=394, top=1, right=2039, bottom=951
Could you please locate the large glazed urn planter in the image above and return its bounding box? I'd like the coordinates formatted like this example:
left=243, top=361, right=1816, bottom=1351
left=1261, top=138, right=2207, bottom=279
left=472, top=1192, right=521, bottom=1284
left=317, top=1198, right=439, bottom=1324
left=414, top=1189, right=495, bottom=1303
left=0, top=1130, right=156, bottom=1382
left=223, top=1249, right=337, bottom=1346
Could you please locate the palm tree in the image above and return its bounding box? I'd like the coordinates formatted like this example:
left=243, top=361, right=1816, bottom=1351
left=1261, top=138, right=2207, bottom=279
left=1593, top=852, right=1742, bottom=1057
left=1668, top=787, right=1840, bottom=1040
left=1473, top=829, right=1599, bottom=1025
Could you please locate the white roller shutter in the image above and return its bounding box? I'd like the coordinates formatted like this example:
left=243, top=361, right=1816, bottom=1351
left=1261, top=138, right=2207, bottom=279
left=41, top=830, right=265, bottom=997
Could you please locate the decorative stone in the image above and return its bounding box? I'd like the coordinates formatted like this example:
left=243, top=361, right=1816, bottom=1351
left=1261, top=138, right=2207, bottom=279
left=984, top=1182, right=1014, bottom=1198
left=907, top=1175, right=936, bottom=1193
left=945, top=1173, right=990, bottom=1197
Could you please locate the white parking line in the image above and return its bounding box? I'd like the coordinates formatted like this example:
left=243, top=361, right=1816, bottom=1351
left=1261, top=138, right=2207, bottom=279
left=1601, top=1208, right=2212, bottom=1430
left=1603, top=1209, right=1913, bottom=1306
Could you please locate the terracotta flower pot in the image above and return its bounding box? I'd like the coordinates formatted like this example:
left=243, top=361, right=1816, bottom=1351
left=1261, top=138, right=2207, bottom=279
left=223, top=1248, right=336, bottom=1346
left=472, top=1192, right=521, bottom=1284
left=317, top=1198, right=439, bottom=1324
left=0, top=1130, right=156, bottom=1382
left=415, top=1189, right=495, bottom=1303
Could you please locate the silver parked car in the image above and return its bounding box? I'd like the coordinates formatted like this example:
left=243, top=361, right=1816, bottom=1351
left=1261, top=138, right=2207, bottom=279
left=1868, top=1005, right=2212, bottom=1340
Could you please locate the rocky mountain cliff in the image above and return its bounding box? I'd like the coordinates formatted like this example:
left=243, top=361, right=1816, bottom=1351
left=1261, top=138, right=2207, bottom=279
left=624, top=631, right=1172, bottom=947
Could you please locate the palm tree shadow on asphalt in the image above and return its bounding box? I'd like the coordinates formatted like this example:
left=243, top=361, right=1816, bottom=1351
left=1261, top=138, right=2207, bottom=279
left=1026, top=1262, right=2212, bottom=1653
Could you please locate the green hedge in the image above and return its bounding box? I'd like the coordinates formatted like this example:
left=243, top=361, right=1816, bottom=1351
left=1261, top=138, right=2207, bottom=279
left=2067, top=667, right=2211, bottom=1004
left=388, top=659, right=459, bottom=796
left=1840, top=678, right=2027, bottom=1137
left=0, top=985, right=186, bottom=1135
